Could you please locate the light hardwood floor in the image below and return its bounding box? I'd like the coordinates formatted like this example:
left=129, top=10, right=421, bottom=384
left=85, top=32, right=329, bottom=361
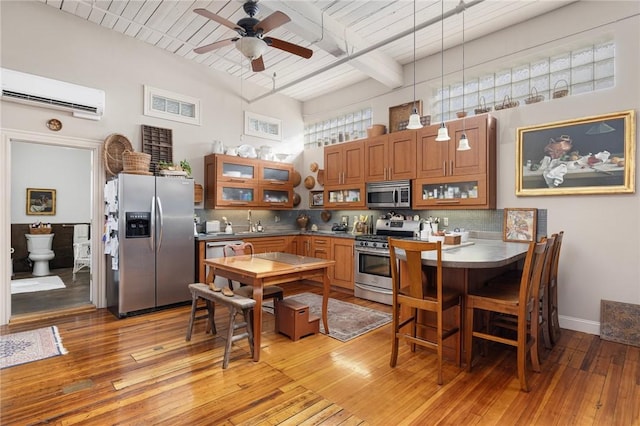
left=1, top=283, right=638, bottom=425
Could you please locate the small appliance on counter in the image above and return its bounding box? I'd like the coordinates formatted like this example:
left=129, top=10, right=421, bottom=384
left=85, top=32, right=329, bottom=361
left=331, top=223, right=348, bottom=232
left=206, top=220, right=221, bottom=234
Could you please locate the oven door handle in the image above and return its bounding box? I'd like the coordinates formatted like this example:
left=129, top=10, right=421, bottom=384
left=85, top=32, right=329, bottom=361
left=355, top=247, right=390, bottom=256
left=354, top=283, right=393, bottom=295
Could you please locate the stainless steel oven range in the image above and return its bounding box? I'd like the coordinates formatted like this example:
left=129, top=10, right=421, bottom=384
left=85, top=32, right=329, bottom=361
left=354, top=218, right=420, bottom=305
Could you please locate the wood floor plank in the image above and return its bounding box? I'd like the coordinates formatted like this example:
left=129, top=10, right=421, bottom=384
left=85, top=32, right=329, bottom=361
left=2, top=285, right=638, bottom=425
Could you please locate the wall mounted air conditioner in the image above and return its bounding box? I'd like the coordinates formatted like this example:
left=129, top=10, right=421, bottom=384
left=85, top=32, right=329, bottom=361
left=1, top=68, right=105, bottom=120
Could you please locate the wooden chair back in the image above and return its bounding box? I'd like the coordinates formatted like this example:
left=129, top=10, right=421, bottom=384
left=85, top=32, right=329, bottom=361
left=223, top=242, right=254, bottom=257
left=548, top=231, right=564, bottom=343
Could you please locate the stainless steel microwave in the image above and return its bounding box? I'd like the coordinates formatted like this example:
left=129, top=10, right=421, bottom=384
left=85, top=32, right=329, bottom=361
left=366, top=180, right=411, bottom=209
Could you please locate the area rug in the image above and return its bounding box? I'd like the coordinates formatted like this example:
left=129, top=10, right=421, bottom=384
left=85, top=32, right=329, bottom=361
left=0, top=326, right=67, bottom=369
left=263, top=292, right=391, bottom=342
left=10, top=276, right=65, bottom=294
left=600, top=300, right=640, bottom=348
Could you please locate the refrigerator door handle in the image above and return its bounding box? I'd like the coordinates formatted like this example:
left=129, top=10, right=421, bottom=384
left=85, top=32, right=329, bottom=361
left=156, top=196, right=164, bottom=252
left=150, top=196, right=156, bottom=251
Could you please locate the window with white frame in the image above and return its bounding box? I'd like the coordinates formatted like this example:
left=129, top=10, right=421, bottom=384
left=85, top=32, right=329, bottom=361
left=143, top=85, right=201, bottom=125
left=432, top=41, right=615, bottom=122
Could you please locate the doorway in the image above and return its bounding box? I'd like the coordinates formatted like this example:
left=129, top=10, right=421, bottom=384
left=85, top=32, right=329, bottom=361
left=1, top=130, right=105, bottom=324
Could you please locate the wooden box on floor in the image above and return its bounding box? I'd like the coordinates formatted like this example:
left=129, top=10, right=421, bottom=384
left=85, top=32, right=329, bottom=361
left=275, top=299, right=320, bottom=341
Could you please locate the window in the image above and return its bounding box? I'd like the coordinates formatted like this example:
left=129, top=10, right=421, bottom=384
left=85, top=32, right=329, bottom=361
left=432, top=41, right=615, bottom=122
left=304, top=107, right=372, bottom=149
left=143, top=85, right=201, bottom=125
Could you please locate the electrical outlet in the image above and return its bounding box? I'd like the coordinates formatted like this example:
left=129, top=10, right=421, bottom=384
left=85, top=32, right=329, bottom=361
left=274, top=215, right=280, bottom=223
left=443, top=217, right=449, bottom=227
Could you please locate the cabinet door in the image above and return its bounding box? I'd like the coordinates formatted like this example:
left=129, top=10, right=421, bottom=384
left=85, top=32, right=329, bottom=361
left=216, top=182, right=256, bottom=207
left=245, top=236, right=292, bottom=254
left=448, top=115, right=488, bottom=176
left=204, top=154, right=216, bottom=209
left=216, top=155, right=258, bottom=182
left=413, top=175, right=491, bottom=209
left=342, top=140, right=365, bottom=184
left=324, top=144, right=343, bottom=186
left=388, top=130, right=417, bottom=180
left=417, top=123, right=449, bottom=178
left=324, top=184, right=366, bottom=209
left=261, top=161, right=293, bottom=184
left=364, top=134, right=389, bottom=182
left=297, top=236, right=312, bottom=256
left=331, top=238, right=354, bottom=289
left=260, top=185, right=293, bottom=209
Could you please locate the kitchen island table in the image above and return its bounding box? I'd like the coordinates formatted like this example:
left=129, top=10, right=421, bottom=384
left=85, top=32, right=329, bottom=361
left=204, top=252, right=335, bottom=362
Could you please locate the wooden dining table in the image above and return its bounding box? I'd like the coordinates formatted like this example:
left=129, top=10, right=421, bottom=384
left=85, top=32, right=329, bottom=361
left=203, top=252, right=335, bottom=361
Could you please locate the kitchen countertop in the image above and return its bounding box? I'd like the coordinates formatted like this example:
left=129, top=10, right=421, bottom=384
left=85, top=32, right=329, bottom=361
left=196, top=229, right=356, bottom=241
left=418, top=238, right=529, bottom=269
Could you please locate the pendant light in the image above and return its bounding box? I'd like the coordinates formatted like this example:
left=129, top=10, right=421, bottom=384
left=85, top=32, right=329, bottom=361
left=435, top=0, right=450, bottom=142
left=457, top=4, right=471, bottom=151
left=406, top=0, right=423, bottom=130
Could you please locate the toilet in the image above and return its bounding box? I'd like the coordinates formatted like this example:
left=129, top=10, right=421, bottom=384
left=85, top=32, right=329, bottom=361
left=25, top=233, right=55, bottom=276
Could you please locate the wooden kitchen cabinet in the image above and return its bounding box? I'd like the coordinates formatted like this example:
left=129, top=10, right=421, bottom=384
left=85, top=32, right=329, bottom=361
left=205, top=154, right=293, bottom=209
left=324, top=140, right=365, bottom=186
left=297, top=235, right=312, bottom=257
left=311, top=236, right=331, bottom=260
left=364, top=130, right=417, bottom=182
left=413, top=114, right=496, bottom=210
left=244, top=236, right=296, bottom=254
left=331, top=238, right=354, bottom=290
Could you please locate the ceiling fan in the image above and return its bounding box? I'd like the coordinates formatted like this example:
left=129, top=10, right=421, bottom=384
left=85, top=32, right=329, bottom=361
left=193, top=1, right=313, bottom=72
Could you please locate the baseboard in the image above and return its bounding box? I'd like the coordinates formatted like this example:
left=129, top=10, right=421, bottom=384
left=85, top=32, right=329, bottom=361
left=559, top=315, right=600, bottom=336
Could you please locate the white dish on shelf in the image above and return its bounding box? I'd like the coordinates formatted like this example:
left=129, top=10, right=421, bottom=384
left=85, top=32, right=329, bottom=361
left=237, top=144, right=257, bottom=158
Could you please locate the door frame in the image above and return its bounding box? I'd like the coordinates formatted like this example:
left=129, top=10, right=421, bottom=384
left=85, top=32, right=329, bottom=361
left=1, top=129, right=105, bottom=325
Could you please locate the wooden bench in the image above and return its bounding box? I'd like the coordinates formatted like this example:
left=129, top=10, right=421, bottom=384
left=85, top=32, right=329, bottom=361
left=186, top=283, right=256, bottom=369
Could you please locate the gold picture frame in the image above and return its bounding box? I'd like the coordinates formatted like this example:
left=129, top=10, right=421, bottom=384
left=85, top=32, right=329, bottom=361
left=26, top=188, right=56, bottom=215
left=516, top=110, right=635, bottom=196
left=503, top=208, right=537, bottom=242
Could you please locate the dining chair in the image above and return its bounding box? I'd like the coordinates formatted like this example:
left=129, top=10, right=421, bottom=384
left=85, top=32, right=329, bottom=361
left=388, top=238, right=462, bottom=385
left=72, top=224, right=91, bottom=281
left=465, top=238, right=550, bottom=392
left=223, top=242, right=284, bottom=302
left=548, top=231, right=564, bottom=344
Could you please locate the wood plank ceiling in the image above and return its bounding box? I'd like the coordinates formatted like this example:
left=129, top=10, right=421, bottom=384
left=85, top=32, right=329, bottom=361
left=39, top=0, right=574, bottom=102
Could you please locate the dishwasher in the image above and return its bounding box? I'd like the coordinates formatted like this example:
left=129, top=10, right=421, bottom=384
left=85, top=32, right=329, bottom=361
left=205, top=240, right=243, bottom=289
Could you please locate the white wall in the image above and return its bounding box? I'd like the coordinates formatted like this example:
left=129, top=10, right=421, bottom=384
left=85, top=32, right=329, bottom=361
left=11, top=142, right=91, bottom=224
left=0, top=1, right=305, bottom=189
left=304, top=1, right=640, bottom=334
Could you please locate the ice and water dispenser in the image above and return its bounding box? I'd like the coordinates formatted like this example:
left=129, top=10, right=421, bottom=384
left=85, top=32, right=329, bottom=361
left=125, top=212, right=151, bottom=238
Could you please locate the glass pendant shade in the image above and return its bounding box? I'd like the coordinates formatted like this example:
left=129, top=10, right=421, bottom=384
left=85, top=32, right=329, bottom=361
left=435, top=123, right=450, bottom=141
left=457, top=133, right=471, bottom=151
left=237, top=37, right=267, bottom=60
left=407, top=107, right=423, bottom=130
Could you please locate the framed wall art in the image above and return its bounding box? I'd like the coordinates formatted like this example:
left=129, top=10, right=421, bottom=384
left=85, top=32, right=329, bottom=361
left=503, top=208, right=537, bottom=242
left=26, top=188, right=56, bottom=215
left=244, top=111, right=282, bottom=141
left=309, top=190, right=324, bottom=208
left=516, top=110, right=635, bottom=196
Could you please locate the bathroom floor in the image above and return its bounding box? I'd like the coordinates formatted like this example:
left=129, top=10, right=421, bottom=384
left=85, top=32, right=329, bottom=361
left=10, top=267, right=91, bottom=315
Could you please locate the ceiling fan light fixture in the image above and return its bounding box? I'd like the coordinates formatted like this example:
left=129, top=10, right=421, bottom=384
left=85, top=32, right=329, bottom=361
left=435, top=123, right=451, bottom=141
left=236, top=37, right=268, bottom=60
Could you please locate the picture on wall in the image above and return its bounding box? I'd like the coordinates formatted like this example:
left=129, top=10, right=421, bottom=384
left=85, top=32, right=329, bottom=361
left=516, top=110, right=635, bottom=196
left=26, top=188, right=56, bottom=215
left=503, top=208, right=537, bottom=242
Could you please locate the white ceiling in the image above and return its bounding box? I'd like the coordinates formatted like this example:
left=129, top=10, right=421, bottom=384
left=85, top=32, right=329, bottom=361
left=39, top=0, right=575, bottom=102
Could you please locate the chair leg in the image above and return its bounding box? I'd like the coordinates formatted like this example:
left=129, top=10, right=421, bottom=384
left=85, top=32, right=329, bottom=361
left=390, top=302, right=400, bottom=367
left=243, top=307, right=255, bottom=358
left=186, top=293, right=198, bottom=341
left=517, top=322, right=530, bottom=392
left=465, top=303, right=474, bottom=372
left=409, top=307, right=417, bottom=353
left=223, top=306, right=238, bottom=369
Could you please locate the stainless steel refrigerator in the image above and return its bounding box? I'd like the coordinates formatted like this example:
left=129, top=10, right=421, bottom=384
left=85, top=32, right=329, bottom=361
left=106, top=174, right=194, bottom=317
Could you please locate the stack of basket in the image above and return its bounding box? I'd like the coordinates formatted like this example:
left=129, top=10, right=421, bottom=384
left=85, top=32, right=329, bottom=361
left=122, top=150, right=152, bottom=175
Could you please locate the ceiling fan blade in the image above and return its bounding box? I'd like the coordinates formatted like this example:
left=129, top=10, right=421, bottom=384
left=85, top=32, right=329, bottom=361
left=265, top=37, right=313, bottom=59
left=194, top=38, right=237, bottom=54
left=252, top=56, right=266, bottom=72
left=194, top=8, right=244, bottom=34
left=254, top=11, right=290, bottom=34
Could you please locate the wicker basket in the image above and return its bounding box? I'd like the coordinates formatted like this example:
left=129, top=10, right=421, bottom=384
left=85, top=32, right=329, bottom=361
left=474, top=96, right=492, bottom=115
left=553, top=79, right=569, bottom=99
left=122, top=150, right=151, bottom=173
left=495, top=95, right=519, bottom=111
left=103, top=134, right=133, bottom=176
left=30, top=227, right=52, bottom=234
left=524, top=87, right=544, bottom=104
left=367, top=124, right=387, bottom=137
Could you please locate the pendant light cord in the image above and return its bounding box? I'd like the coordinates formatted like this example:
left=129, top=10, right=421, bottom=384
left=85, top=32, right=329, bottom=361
left=461, top=3, right=465, bottom=133
left=412, top=0, right=417, bottom=111
left=440, top=0, right=445, bottom=120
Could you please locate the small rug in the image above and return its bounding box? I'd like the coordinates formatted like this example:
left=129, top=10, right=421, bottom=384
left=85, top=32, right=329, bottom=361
left=0, top=326, right=67, bottom=369
left=10, top=276, right=65, bottom=294
left=263, top=292, right=391, bottom=342
left=601, top=300, right=640, bottom=347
